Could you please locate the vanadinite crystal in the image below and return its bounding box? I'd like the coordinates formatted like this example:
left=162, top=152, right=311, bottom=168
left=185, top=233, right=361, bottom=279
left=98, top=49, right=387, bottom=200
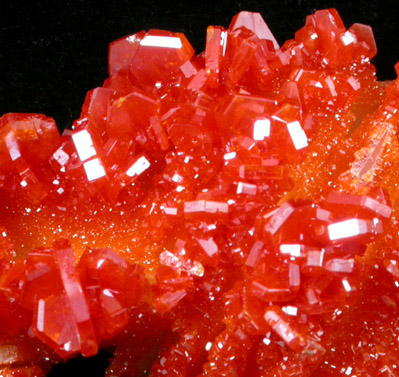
left=2, top=8, right=399, bottom=377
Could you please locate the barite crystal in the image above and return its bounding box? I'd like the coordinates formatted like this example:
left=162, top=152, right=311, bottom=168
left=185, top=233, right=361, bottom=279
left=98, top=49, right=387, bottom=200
left=2, top=8, right=399, bottom=377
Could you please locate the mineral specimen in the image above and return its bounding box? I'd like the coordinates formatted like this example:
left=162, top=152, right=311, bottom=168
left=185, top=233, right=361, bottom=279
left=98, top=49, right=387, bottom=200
left=1, top=8, right=399, bottom=377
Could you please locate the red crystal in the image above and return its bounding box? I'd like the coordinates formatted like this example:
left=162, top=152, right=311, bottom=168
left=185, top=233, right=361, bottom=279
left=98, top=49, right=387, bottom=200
left=2, top=8, right=399, bottom=377
left=229, top=11, right=280, bottom=50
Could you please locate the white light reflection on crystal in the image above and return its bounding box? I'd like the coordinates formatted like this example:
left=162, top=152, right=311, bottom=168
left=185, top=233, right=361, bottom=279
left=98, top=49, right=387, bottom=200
left=184, top=200, right=228, bottom=214
left=341, top=31, right=356, bottom=46
left=83, top=158, right=106, bottom=181
left=163, top=207, right=178, bottom=215
left=236, top=182, right=257, bottom=195
left=287, top=121, right=308, bottom=150
left=220, top=31, right=228, bottom=56
left=328, top=219, right=360, bottom=240
left=53, top=149, right=69, bottom=166
left=190, top=261, right=204, bottom=277
left=282, top=306, right=298, bottom=316
left=253, top=119, right=271, bottom=140
left=5, top=132, right=21, bottom=161
left=140, top=36, right=182, bottom=49
left=263, top=337, right=271, bottom=345
left=103, top=289, right=114, bottom=297
left=223, top=152, right=236, bottom=160
left=172, top=174, right=183, bottom=183
left=325, top=258, right=354, bottom=273
left=198, top=238, right=218, bottom=257
left=126, top=35, right=138, bottom=44
left=63, top=341, right=72, bottom=352
left=72, top=130, right=96, bottom=161
left=37, top=299, right=45, bottom=332
left=342, top=279, right=352, bottom=292
left=126, top=156, right=150, bottom=177
left=280, top=244, right=301, bottom=257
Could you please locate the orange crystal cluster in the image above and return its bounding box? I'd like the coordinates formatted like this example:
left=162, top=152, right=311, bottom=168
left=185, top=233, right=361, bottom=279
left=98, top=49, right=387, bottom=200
left=2, top=9, right=399, bottom=377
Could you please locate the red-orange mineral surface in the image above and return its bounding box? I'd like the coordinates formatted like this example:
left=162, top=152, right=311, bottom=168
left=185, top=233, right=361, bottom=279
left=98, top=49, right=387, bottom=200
left=2, top=8, right=399, bottom=377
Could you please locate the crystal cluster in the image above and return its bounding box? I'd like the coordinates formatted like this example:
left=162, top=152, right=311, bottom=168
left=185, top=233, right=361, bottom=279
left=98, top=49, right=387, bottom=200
left=2, top=9, right=399, bottom=377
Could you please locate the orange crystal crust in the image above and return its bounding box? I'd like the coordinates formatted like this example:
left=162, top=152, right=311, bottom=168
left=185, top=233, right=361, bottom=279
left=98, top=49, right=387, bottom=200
left=2, top=8, right=399, bottom=376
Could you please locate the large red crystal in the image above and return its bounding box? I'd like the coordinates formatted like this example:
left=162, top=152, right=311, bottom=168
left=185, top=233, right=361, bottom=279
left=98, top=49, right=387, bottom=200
left=2, top=8, right=399, bottom=377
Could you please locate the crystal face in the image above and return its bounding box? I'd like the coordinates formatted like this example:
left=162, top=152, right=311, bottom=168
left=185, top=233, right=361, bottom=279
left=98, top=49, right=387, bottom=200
left=2, top=8, right=399, bottom=377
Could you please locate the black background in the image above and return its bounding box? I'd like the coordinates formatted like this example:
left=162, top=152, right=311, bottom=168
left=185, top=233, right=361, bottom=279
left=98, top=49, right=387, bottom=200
left=2, top=0, right=399, bottom=132
left=1, top=0, right=399, bottom=375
